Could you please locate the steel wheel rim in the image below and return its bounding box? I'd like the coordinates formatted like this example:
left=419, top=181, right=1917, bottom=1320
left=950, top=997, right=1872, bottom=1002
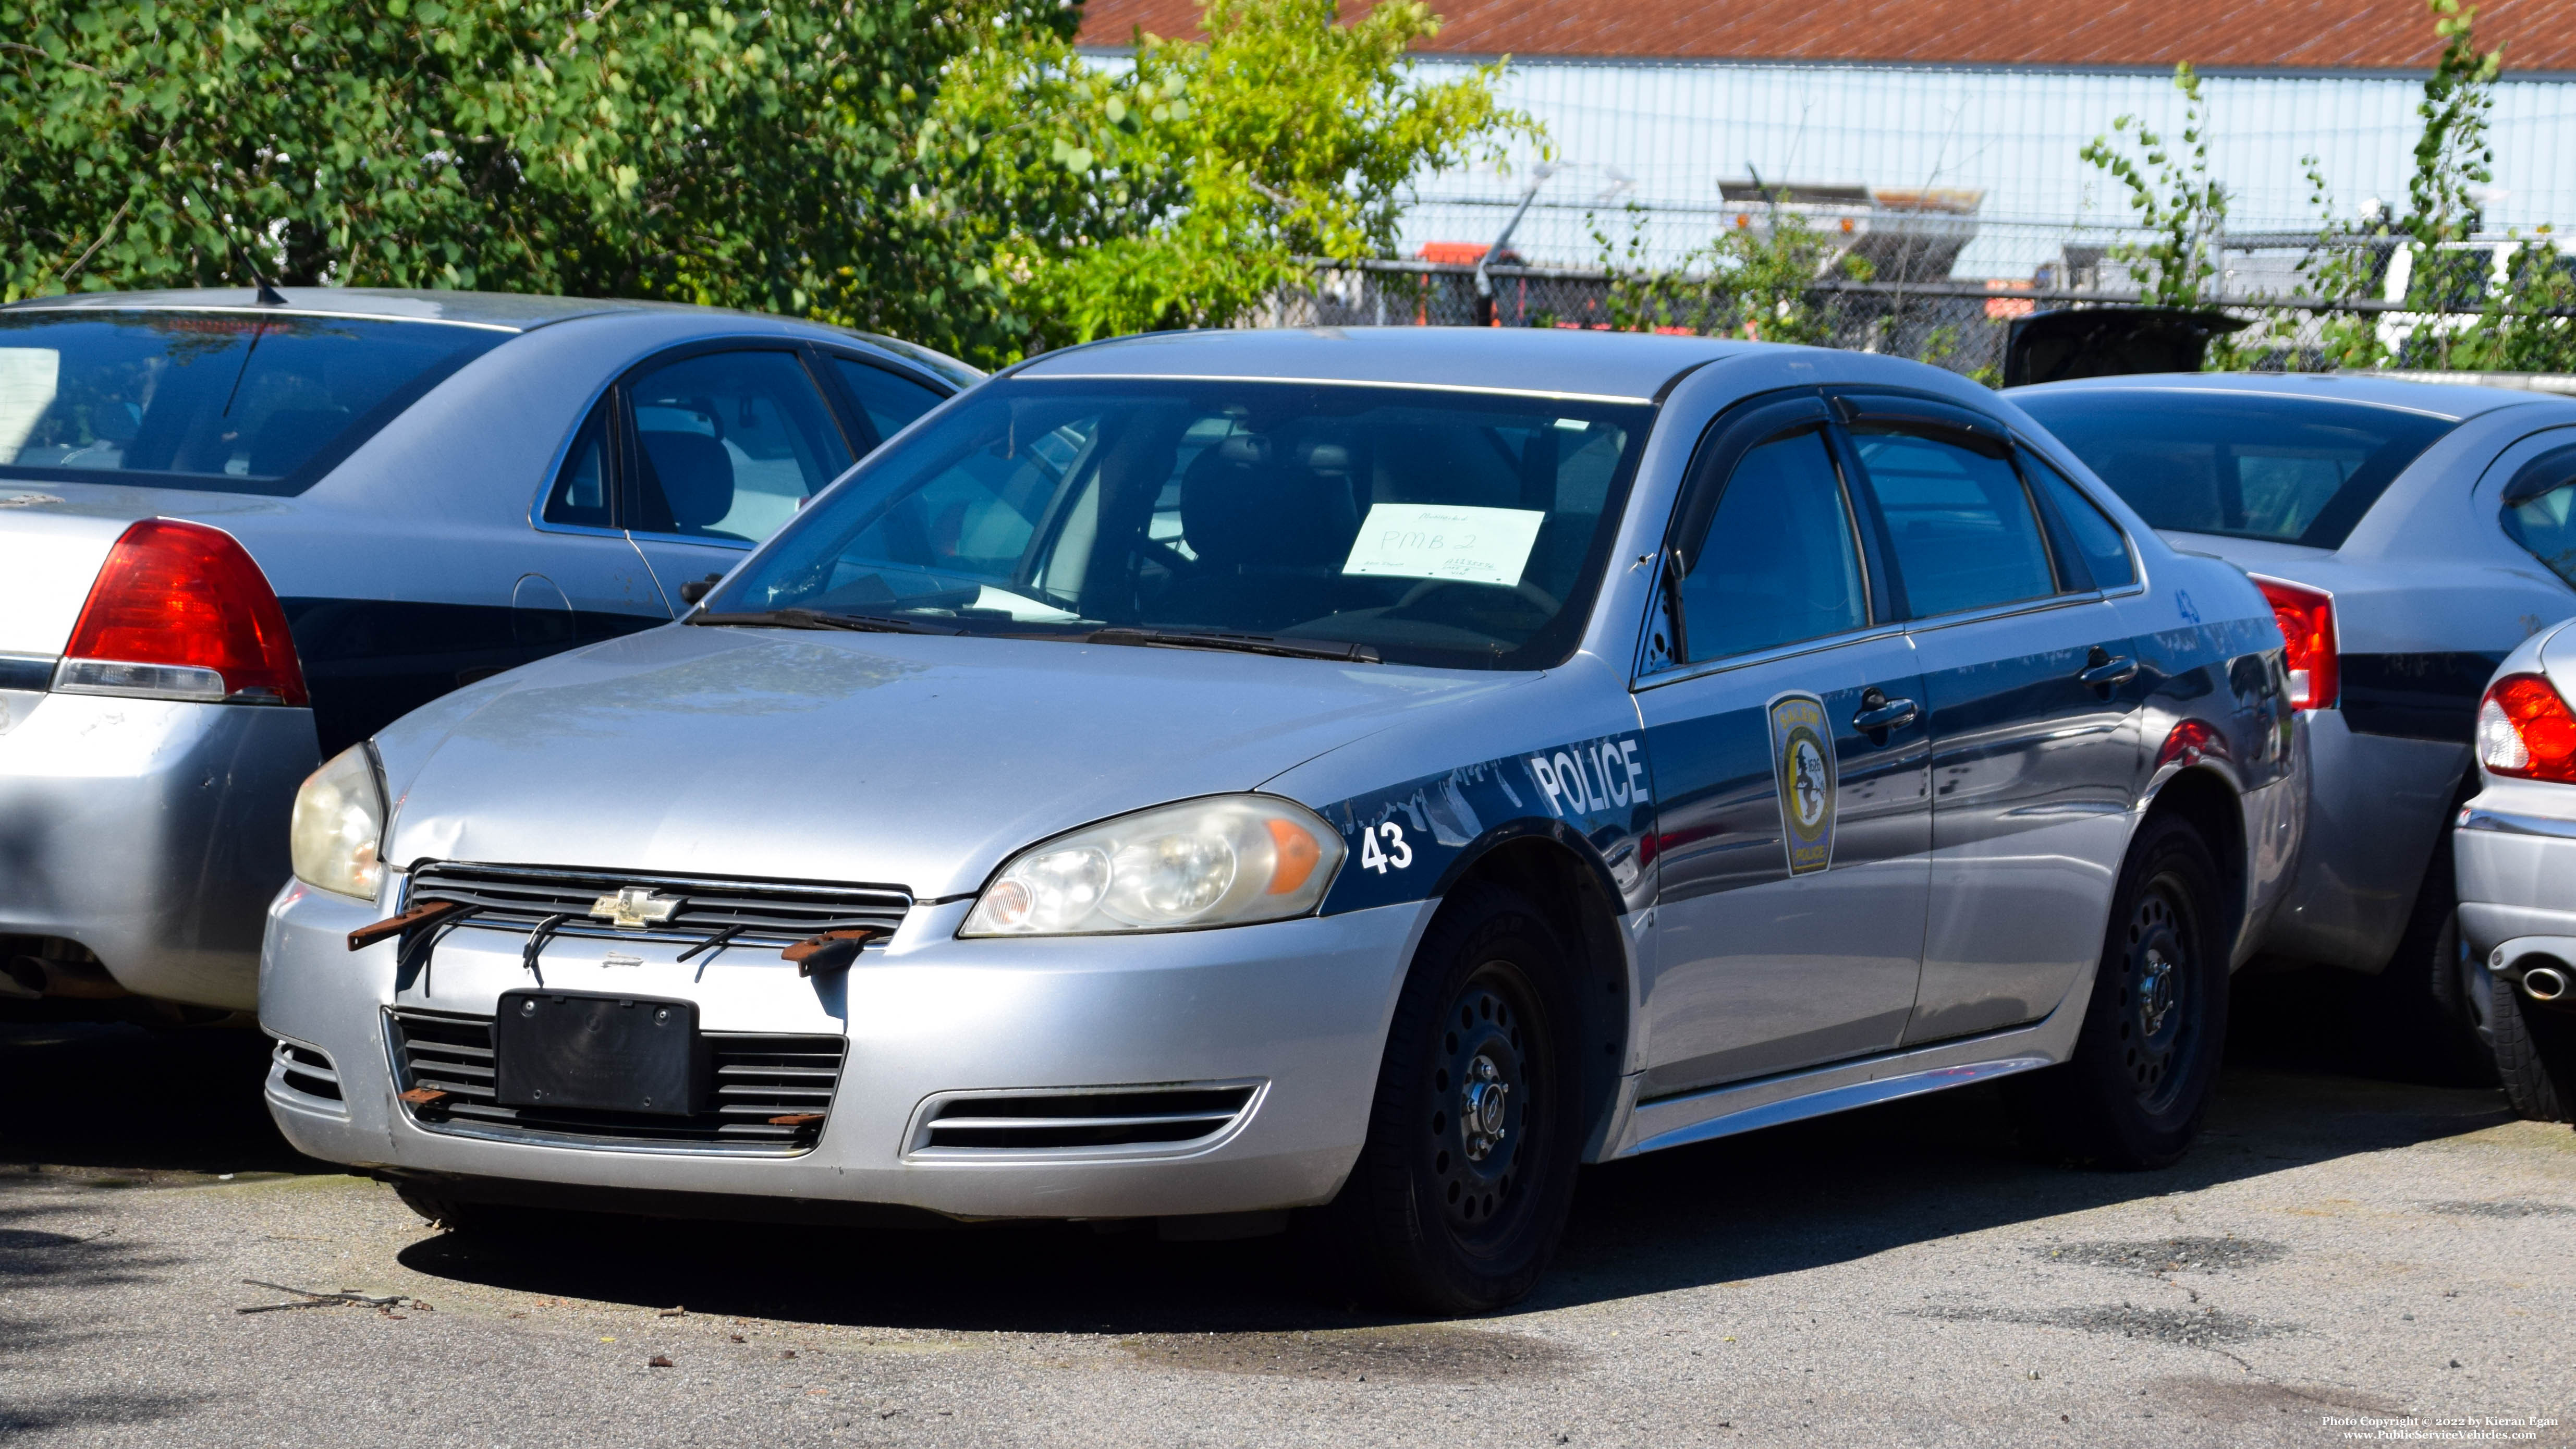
left=1425, top=959, right=1544, bottom=1246
left=2118, top=871, right=2200, bottom=1114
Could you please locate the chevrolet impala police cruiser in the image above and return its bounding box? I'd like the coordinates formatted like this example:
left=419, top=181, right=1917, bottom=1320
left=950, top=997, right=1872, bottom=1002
left=258, top=329, right=2302, bottom=1312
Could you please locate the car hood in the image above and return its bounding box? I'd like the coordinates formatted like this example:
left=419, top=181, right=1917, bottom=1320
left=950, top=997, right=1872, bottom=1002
left=379, top=624, right=1535, bottom=900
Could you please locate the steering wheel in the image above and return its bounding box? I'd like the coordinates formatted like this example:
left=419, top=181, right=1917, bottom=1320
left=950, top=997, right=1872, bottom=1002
left=1394, top=578, right=1561, bottom=615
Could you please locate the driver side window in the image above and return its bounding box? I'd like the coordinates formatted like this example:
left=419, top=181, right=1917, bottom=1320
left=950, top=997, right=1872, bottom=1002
left=1676, top=429, right=1869, bottom=663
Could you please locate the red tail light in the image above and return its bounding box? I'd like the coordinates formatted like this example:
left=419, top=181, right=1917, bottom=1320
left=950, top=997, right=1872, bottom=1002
left=2479, top=673, right=2576, bottom=782
left=60, top=519, right=308, bottom=705
left=2252, top=574, right=2338, bottom=711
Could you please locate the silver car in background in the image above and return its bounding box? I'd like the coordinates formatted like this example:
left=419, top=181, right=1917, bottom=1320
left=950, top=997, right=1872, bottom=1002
left=258, top=329, right=2300, bottom=1312
left=2013, top=374, right=2576, bottom=1076
left=2455, top=624, right=2576, bottom=1121
left=0, top=288, right=970, bottom=1013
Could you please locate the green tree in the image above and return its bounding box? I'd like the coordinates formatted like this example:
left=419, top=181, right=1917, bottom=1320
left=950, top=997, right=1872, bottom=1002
left=2394, top=0, right=2504, bottom=369
left=1, top=0, right=1070, bottom=361
left=1588, top=198, right=1870, bottom=344
left=2282, top=157, right=2397, bottom=369
left=2081, top=62, right=2226, bottom=309
left=937, top=0, right=1533, bottom=343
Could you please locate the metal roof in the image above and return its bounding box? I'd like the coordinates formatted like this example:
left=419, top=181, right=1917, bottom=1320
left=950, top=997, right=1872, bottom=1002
left=1011, top=326, right=1769, bottom=400
left=1077, top=0, right=2576, bottom=72
left=2007, top=370, right=2576, bottom=422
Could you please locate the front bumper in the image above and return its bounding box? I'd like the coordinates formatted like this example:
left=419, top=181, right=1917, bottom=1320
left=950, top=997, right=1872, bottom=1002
left=0, top=689, right=318, bottom=1010
left=2455, top=780, right=2576, bottom=954
left=2261, top=708, right=2468, bottom=973
left=259, top=880, right=1429, bottom=1221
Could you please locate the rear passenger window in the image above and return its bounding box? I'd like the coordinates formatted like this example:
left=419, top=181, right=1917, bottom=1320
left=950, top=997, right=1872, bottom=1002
left=2024, top=452, right=2137, bottom=588
left=1679, top=429, right=1867, bottom=661
left=1853, top=428, right=2056, bottom=618
left=833, top=359, right=946, bottom=444
left=2502, top=444, right=2576, bottom=588
left=543, top=397, right=614, bottom=528
left=628, top=350, right=853, bottom=544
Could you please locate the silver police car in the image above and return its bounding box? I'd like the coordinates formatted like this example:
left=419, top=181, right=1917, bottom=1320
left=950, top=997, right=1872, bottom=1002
left=0, top=288, right=969, bottom=1012
left=260, top=330, right=2301, bottom=1311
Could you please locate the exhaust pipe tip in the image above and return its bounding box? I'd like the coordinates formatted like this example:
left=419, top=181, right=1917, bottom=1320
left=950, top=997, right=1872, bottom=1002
left=2523, top=965, right=2570, bottom=1002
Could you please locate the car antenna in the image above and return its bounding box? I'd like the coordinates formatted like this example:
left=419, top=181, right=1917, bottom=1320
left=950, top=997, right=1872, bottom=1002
left=179, top=178, right=289, bottom=305
left=213, top=217, right=290, bottom=307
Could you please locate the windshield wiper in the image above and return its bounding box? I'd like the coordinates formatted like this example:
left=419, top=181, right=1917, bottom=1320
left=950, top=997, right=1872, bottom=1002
left=1086, top=627, right=1382, bottom=664
left=689, top=608, right=958, bottom=636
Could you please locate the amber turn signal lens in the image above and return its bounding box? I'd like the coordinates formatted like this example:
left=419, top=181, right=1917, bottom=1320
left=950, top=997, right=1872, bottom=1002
left=1265, top=817, right=1322, bottom=894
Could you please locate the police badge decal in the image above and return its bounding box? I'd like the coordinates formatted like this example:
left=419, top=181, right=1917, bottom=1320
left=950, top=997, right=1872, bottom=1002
left=1766, top=692, right=1837, bottom=875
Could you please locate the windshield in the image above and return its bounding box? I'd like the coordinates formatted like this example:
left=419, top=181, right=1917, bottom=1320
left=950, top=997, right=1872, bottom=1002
left=2013, top=389, right=2458, bottom=549
left=705, top=380, right=1654, bottom=669
left=0, top=311, right=507, bottom=496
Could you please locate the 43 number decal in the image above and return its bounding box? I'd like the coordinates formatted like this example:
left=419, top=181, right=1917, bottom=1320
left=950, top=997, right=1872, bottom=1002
left=1358, top=821, right=1414, bottom=874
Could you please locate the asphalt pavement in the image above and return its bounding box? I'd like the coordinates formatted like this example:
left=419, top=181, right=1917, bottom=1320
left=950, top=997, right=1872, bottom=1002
left=2, top=975, right=2570, bottom=1448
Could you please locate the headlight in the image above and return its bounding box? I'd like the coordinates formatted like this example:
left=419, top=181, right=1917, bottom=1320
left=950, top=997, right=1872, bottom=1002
left=960, top=795, right=1345, bottom=936
left=290, top=745, right=387, bottom=901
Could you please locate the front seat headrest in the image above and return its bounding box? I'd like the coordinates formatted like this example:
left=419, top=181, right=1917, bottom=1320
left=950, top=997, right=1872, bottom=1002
left=638, top=431, right=736, bottom=532
left=1179, top=434, right=1357, bottom=571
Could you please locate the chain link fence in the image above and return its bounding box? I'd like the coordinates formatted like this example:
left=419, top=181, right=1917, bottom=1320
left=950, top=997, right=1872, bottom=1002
left=1257, top=258, right=2576, bottom=382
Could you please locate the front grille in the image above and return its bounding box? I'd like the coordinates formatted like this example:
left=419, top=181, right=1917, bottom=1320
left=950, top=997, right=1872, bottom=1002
left=912, top=1084, right=1262, bottom=1154
left=272, top=1039, right=343, bottom=1102
left=400, top=861, right=910, bottom=951
left=388, top=1008, right=846, bottom=1154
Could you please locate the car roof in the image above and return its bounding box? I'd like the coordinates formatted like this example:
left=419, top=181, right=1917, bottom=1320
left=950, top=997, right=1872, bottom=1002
left=3, top=287, right=780, bottom=334
left=1014, top=327, right=1773, bottom=403
left=2005, top=370, right=2567, bottom=423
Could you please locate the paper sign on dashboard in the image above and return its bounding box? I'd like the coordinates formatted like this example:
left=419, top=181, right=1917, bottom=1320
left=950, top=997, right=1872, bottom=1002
left=1341, top=504, right=1545, bottom=586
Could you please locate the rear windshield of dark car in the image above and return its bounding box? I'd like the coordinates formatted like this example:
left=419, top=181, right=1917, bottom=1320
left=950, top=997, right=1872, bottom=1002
left=0, top=310, right=508, bottom=496
left=2012, top=389, right=2460, bottom=549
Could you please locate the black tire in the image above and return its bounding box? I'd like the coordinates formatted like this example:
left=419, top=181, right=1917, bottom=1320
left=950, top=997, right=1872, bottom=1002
left=1322, top=882, right=1583, bottom=1314
left=2012, top=813, right=2229, bottom=1170
left=2372, top=823, right=2499, bottom=1087
left=2490, top=976, right=2576, bottom=1123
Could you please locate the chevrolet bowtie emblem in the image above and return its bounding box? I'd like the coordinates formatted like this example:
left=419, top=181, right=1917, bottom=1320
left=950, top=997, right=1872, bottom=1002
left=589, top=887, right=679, bottom=930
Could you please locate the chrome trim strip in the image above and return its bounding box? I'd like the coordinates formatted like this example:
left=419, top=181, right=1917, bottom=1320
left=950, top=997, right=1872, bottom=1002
left=2459, top=805, right=2576, bottom=840
left=901, top=1079, right=1269, bottom=1163
left=400, top=860, right=913, bottom=905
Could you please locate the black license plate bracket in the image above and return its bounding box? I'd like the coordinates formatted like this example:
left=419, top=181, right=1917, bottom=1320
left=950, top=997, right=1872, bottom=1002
left=492, top=990, right=703, bottom=1116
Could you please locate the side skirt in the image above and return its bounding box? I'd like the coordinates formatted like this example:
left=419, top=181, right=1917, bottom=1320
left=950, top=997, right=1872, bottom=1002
left=1604, top=1010, right=2082, bottom=1160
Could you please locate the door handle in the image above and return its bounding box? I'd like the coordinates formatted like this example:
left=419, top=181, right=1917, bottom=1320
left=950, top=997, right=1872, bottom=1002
left=1852, top=696, right=1920, bottom=733
left=2079, top=653, right=2140, bottom=688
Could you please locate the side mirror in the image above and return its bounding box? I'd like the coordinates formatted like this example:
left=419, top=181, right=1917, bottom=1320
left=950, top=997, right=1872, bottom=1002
left=678, top=574, right=723, bottom=606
